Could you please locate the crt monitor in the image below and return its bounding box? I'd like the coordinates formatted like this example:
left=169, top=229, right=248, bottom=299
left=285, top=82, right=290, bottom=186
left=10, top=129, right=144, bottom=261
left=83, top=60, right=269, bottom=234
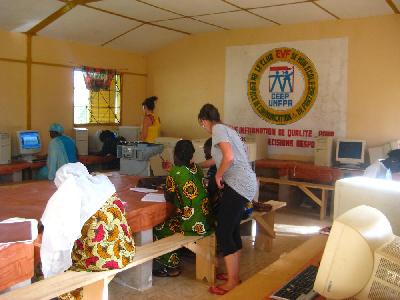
left=314, top=205, right=400, bottom=299
left=118, top=126, right=140, bottom=142
left=336, top=139, right=366, bottom=165
left=16, top=130, right=41, bottom=160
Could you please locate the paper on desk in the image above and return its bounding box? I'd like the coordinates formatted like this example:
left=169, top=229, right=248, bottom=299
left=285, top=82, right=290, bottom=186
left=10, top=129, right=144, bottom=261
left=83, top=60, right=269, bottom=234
left=130, top=187, right=158, bottom=193
left=141, top=193, right=165, bottom=202
left=91, top=172, right=114, bottom=177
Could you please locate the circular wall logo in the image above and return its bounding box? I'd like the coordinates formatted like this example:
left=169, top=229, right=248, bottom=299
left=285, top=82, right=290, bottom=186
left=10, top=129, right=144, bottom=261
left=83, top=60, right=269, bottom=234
left=247, top=47, right=318, bottom=125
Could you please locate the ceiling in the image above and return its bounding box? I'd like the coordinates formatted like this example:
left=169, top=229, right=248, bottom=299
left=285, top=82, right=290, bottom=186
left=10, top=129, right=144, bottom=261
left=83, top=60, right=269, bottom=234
left=0, top=0, right=398, bottom=54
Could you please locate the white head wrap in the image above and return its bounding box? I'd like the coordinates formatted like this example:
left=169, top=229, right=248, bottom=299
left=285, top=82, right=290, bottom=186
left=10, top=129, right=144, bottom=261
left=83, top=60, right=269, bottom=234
left=40, top=162, right=116, bottom=278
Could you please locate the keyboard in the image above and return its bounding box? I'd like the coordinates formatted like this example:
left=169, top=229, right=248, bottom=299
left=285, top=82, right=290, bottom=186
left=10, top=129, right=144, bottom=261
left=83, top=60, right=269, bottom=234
left=336, top=163, right=365, bottom=170
left=25, top=157, right=47, bottom=163
left=31, top=158, right=47, bottom=163
left=270, top=264, right=319, bottom=300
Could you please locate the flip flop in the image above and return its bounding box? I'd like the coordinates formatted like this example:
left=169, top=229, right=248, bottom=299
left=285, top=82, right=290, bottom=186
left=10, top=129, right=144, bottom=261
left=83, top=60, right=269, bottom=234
left=208, top=285, right=229, bottom=295
left=153, top=268, right=168, bottom=277
left=166, top=268, right=181, bottom=277
left=153, top=267, right=181, bottom=277
left=216, top=273, right=242, bottom=284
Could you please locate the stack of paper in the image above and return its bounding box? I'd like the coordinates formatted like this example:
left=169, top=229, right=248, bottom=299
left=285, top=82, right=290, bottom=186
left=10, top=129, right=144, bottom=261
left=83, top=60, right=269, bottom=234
left=130, top=187, right=158, bottom=193
left=141, top=193, right=165, bottom=202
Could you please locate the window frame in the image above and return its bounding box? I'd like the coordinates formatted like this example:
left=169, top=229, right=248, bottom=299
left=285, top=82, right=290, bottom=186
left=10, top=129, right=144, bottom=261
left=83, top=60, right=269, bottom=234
left=73, top=69, right=123, bottom=126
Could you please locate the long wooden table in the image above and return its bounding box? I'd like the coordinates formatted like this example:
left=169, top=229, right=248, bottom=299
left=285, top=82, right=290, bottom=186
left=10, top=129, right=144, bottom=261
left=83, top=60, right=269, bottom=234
left=0, top=173, right=172, bottom=291
left=255, top=159, right=366, bottom=220
left=220, top=235, right=328, bottom=300
left=0, top=172, right=172, bottom=232
left=255, top=159, right=345, bottom=184
left=0, top=155, right=118, bottom=182
left=259, top=177, right=334, bottom=220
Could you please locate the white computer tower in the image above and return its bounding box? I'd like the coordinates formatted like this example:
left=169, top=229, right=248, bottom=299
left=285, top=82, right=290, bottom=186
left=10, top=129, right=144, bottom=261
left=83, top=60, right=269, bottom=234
left=314, top=137, right=334, bottom=167
left=149, top=137, right=181, bottom=176
left=245, top=141, right=257, bottom=163
left=389, top=139, right=400, bottom=150
left=368, top=145, right=387, bottom=164
left=0, top=133, right=11, bottom=164
left=73, top=128, right=88, bottom=155
left=191, top=138, right=207, bottom=164
left=334, top=177, right=400, bottom=235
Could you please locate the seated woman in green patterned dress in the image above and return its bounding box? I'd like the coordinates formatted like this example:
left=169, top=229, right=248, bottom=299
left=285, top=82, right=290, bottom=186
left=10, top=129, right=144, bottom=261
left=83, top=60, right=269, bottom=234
left=153, top=140, right=213, bottom=277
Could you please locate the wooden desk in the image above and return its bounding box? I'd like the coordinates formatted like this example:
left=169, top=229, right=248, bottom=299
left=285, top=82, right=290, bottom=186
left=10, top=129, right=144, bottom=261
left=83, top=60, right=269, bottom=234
left=0, top=173, right=171, bottom=232
left=0, top=173, right=172, bottom=291
left=256, top=159, right=343, bottom=184
left=220, top=235, right=328, bottom=300
left=0, top=243, right=34, bottom=292
left=0, top=155, right=118, bottom=183
left=0, top=161, right=40, bottom=175
left=255, top=160, right=367, bottom=219
left=259, top=177, right=334, bottom=220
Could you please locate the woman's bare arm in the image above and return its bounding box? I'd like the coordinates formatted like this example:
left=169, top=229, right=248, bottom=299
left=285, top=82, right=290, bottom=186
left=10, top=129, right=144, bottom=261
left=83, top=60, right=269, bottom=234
left=215, top=142, right=234, bottom=189
left=140, top=115, right=152, bottom=141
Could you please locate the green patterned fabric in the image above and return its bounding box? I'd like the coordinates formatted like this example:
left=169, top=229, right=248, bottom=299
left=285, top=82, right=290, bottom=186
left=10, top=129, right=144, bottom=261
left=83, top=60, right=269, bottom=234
left=154, top=163, right=213, bottom=268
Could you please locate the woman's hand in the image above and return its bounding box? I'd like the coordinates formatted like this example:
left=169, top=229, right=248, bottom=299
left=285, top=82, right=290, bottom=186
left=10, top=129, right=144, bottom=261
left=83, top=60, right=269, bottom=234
left=215, top=172, right=224, bottom=189
left=199, top=158, right=216, bottom=169
left=162, top=160, right=173, bottom=172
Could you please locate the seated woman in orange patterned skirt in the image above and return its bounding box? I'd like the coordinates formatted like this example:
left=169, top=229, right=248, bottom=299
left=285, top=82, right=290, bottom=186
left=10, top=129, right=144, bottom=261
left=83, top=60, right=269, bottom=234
left=40, top=162, right=135, bottom=299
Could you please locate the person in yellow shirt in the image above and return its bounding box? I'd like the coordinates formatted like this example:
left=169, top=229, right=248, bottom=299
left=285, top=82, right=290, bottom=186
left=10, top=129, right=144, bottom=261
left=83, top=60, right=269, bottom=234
left=140, top=96, right=160, bottom=143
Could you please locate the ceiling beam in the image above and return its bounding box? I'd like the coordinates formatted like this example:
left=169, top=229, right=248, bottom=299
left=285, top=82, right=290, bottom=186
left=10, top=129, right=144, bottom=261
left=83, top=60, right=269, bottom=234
left=26, top=0, right=86, bottom=34
left=386, top=0, right=400, bottom=14
left=85, top=4, right=191, bottom=35
left=222, top=0, right=280, bottom=25
left=312, top=1, right=340, bottom=19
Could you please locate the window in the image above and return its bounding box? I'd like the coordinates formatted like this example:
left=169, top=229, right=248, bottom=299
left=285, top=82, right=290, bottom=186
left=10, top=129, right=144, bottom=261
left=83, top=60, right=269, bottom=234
left=73, top=68, right=121, bottom=125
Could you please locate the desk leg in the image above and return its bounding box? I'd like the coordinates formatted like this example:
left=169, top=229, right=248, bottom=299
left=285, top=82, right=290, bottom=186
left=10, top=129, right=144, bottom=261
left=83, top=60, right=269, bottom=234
left=115, top=229, right=153, bottom=291
left=254, top=212, right=276, bottom=252
left=0, top=171, right=22, bottom=183
left=12, top=171, right=22, bottom=182
left=320, top=190, right=328, bottom=220
left=278, top=175, right=290, bottom=205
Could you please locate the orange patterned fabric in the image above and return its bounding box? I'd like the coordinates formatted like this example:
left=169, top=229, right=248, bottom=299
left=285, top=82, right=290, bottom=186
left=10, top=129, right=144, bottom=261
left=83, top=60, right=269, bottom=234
left=70, top=194, right=135, bottom=272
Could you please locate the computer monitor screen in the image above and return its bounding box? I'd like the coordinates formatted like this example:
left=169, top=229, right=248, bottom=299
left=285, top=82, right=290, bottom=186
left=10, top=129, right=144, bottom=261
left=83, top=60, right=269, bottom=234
left=16, top=130, right=41, bottom=157
left=336, top=139, right=366, bottom=165
left=314, top=205, right=400, bottom=300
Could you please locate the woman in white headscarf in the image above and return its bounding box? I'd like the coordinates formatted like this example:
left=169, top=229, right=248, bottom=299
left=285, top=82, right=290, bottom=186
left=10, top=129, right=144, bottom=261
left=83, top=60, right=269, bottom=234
left=40, top=163, right=135, bottom=299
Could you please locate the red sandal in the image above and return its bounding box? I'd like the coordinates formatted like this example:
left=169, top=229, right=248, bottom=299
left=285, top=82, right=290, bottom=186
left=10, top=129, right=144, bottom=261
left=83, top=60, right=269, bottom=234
left=216, top=273, right=229, bottom=281
left=208, top=285, right=229, bottom=295
left=216, top=273, right=242, bottom=283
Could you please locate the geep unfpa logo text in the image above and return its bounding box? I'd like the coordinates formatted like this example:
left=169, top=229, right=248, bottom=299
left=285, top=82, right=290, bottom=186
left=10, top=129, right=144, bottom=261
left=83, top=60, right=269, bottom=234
left=247, top=47, right=318, bottom=125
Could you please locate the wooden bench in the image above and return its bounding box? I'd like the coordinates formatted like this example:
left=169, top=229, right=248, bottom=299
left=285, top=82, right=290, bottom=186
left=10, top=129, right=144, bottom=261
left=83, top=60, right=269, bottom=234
left=241, top=200, right=286, bottom=251
left=0, top=233, right=214, bottom=300
left=0, top=201, right=285, bottom=300
left=193, top=200, right=286, bottom=284
left=259, top=177, right=334, bottom=220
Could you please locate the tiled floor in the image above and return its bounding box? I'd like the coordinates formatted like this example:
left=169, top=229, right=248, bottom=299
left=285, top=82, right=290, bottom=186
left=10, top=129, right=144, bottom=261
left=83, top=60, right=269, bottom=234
left=109, top=206, right=331, bottom=300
